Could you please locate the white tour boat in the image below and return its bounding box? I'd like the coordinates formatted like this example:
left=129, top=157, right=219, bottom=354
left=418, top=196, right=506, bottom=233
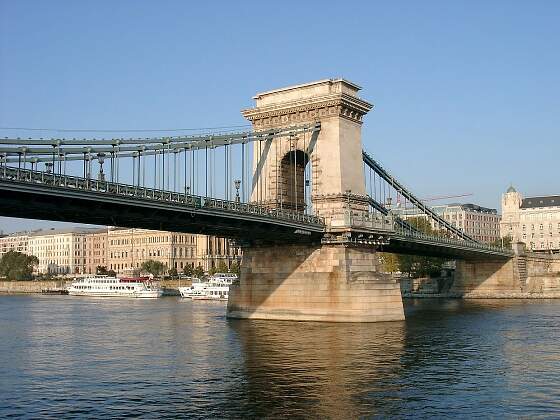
left=178, top=273, right=237, bottom=300
left=178, top=280, right=208, bottom=298
left=191, top=284, right=229, bottom=301
left=67, top=275, right=163, bottom=298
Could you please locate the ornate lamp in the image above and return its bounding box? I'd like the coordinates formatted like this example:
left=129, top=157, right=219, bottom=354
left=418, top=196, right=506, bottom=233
left=234, top=179, right=241, bottom=203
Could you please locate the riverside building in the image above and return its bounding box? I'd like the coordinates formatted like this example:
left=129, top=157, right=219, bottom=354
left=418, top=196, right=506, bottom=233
left=28, top=228, right=99, bottom=274
left=0, top=231, right=31, bottom=257
left=106, top=228, right=241, bottom=275
left=1, top=225, right=241, bottom=276
left=83, top=228, right=109, bottom=274
left=501, top=186, right=560, bottom=251
left=392, top=202, right=501, bottom=244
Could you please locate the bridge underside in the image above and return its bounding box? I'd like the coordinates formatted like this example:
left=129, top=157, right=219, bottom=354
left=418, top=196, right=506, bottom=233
left=380, top=237, right=512, bottom=261
left=0, top=182, right=324, bottom=244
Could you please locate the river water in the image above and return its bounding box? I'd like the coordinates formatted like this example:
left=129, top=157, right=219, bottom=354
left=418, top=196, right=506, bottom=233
left=1, top=296, right=559, bottom=418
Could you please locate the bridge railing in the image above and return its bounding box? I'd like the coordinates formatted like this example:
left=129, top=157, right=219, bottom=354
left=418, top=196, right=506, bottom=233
left=329, top=211, right=395, bottom=232
left=0, top=165, right=325, bottom=227
left=393, top=222, right=512, bottom=255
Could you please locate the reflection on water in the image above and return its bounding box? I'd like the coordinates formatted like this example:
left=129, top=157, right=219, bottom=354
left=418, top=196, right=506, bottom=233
left=229, top=318, right=405, bottom=418
left=1, top=296, right=559, bottom=418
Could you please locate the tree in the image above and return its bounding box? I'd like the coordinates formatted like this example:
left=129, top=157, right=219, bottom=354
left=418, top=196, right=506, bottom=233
left=229, top=260, right=240, bottom=276
left=491, top=235, right=512, bottom=249
left=182, top=265, right=193, bottom=277
left=168, top=267, right=178, bottom=278
left=398, top=254, right=444, bottom=278
left=208, top=265, right=217, bottom=276
left=406, top=216, right=435, bottom=235
left=96, top=265, right=108, bottom=275
left=217, top=260, right=229, bottom=273
left=396, top=217, right=445, bottom=278
left=380, top=253, right=400, bottom=273
left=0, top=251, right=39, bottom=280
left=193, top=265, right=205, bottom=279
left=107, top=269, right=117, bottom=277
left=141, top=260, right=165, bottom=277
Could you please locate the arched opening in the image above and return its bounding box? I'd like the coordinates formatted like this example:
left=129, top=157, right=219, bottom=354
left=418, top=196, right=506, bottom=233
left=279, top=149, right=309, bottom=212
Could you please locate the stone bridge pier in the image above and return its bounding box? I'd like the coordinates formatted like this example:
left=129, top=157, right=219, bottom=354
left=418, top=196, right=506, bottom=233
left=451, top=243, right=560, bottom=297
left=227, top=79, right=405, bottom=322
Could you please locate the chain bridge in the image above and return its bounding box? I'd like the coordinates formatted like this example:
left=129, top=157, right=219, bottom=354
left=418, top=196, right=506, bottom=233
left=0, top=79, right=514, bottom=322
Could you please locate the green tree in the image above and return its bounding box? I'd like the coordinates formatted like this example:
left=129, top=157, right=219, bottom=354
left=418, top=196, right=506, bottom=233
left=208, top=265, right=217, bottom=276
left=229, top=260, right=240, bottom=276
left=217, top=260, right=229, bottom=273
left=182, top=265, right=193, bottom=277
left=380, top=253, right=400, bottom=273
left=168, top=267, right=178, bottom=278
left=398, top=254, right=444, bottom=278
left=141, top=260, right=165, bottom=277
left=397, top=217, right=445, bottom=278
left=193, top=265, right=205, bottom=279
left=0, top=251, right=39, bottom=280
left=107, top=269, right=117, bottom=277
left=491, top=235, right=512, bottom=249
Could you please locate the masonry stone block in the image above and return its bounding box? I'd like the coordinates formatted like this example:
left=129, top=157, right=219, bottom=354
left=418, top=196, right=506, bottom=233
left=227, top=243, right=405, bottom=322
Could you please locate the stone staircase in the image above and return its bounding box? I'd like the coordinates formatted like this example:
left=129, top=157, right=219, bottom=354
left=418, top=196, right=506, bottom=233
left=516, top=256, right=528, bottom=289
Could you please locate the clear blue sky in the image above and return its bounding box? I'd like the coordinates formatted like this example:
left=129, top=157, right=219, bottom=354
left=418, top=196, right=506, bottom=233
left=1, top=0, right=559, bottom=233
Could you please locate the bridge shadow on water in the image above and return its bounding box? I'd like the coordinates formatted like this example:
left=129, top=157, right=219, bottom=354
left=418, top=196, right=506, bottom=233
left=226, top=317, right=407, bottom=418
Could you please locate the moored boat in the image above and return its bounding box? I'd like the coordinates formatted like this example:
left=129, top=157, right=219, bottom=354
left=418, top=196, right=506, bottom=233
left=67, top=275, right=163, bottom=298
left=178, top=273, right=237, bottom=300
left=178, top=281, right=208, bottom=298
left=190, top=284, right=230, bottom=300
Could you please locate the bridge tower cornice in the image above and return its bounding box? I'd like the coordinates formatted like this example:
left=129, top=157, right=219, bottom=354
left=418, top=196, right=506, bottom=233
left=242, top=78, right=373, bottom=129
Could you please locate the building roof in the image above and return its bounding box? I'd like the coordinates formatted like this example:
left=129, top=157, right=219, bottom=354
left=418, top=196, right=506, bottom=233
left=29, top=227, right=101, bottom=237
left=521, top=196, right=560, bottom=209
left=506, top=185, right=517, bottom=193
left=437, top=203, right=497, bottom=214
left=460, top=203, right=498, bottom=214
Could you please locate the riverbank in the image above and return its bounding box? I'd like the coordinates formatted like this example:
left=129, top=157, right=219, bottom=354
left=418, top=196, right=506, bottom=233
left=0, top=280, right=67, bottom=294
left=401, top=273, right=560, bottom=299
left=403, top=291, right=560, bottom=299
left=0, top=279, right=193, bottom=295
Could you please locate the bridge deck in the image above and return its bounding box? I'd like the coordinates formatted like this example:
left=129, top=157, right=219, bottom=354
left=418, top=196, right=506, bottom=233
left=0, top=167, right=324, bottom=243
left=0, top=166, right=513, bottom=258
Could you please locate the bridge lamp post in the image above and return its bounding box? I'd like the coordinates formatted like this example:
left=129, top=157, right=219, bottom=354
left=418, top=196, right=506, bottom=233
left=234, top=179, right=241, bottom=203
left=1, top=153, right=7, bottom=178
left=97, top=153, right=106, bottom=182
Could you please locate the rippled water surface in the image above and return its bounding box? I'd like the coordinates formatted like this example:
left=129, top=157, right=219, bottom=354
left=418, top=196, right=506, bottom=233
left=1, top=296, right=560, bottom=418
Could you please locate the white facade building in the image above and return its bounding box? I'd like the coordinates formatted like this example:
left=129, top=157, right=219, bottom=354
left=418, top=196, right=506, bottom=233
left=0, top=232, right=30, bottom=257
left=28, top=228, right=99, bottom=274
left=501, top=186, right=560, bottom=251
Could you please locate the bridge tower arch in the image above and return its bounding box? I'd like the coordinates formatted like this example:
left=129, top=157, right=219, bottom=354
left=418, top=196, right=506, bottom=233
left=278, top=148, right=309, bottom=212
left=243, top=79, right=372, bottom=224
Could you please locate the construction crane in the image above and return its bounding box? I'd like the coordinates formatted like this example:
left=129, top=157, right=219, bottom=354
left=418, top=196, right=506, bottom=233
left=419, top=193, right=473, bottom=202
left=389, top=193, right=473, bottom=207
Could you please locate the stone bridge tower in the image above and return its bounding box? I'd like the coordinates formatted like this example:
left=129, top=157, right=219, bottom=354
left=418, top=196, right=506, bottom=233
left=242, top=79, right=372, bottom=224
left=227, top=79, right=405, bottom=322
